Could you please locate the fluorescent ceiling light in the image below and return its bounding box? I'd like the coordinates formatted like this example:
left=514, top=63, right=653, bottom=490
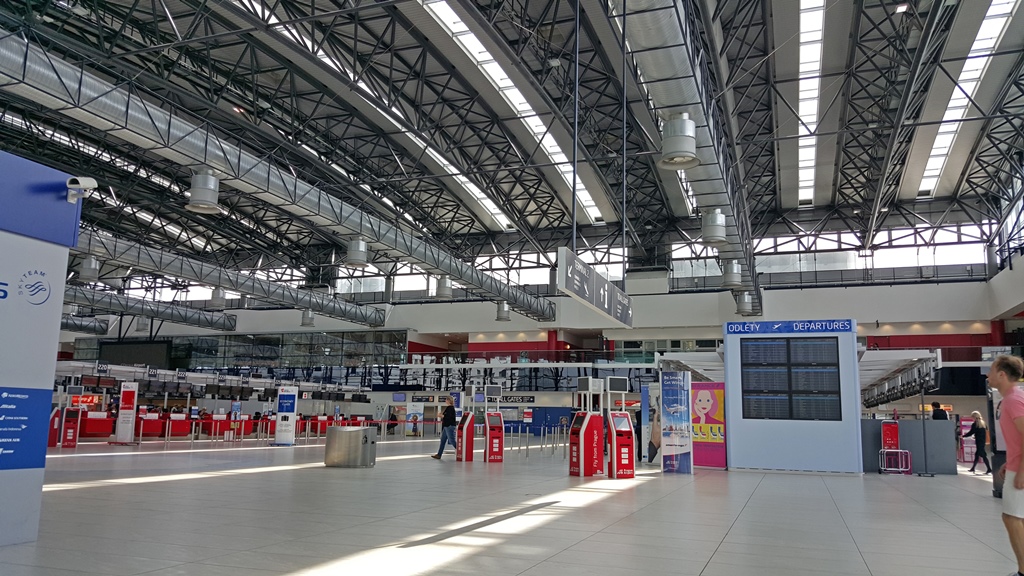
left=894, top=3, right=909, bottom=14
left=796, top=0, right=825, bottom=206
left=422, top=0, right=604, bottom=222
left=918, top=0, right=1016, bottom=196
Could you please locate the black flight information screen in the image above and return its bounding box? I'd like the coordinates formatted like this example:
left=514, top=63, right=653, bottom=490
left=740, top=337, right=841, bottom=421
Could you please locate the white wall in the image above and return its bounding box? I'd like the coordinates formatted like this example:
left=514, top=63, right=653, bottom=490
left=62, top=280, right=1005, bottom=344
left=989, top=252, right=1024, bottom=318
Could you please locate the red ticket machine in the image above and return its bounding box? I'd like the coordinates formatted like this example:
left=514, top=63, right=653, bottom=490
left=456, top=412, right=475, bottom=462
left=61, top=407, right=82, bottom=449
left=607, top=411, right=635, bottom=479
left=569, top=412, right=604, bottom=476
left=485, top=412, right=504, bottom=462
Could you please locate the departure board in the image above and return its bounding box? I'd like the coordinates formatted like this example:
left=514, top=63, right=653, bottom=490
left=739, top=337, right=841, bottom=421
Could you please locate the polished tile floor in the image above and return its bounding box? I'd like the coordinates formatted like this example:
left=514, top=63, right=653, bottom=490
left=1, top=437, right=1016, bottom=576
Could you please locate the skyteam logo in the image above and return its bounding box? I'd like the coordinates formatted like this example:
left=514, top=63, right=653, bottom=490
left=17, top=270, right=51, bottom=306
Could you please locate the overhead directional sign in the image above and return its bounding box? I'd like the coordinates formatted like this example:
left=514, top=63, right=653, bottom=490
left=556, top=247, right=633, bottom=327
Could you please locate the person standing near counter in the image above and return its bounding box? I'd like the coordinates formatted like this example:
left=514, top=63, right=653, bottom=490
left=963, top=410, right=992, bottom=474
left=431, top=396, right=456, bottom=460
left=990, top=354, right=1024, bottom=576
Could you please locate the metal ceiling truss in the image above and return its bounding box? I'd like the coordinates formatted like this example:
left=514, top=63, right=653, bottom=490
left=0, top=2, right=496, bottom=251
left=708, top=0, right=780, bottom=229
left=0, top=27, right=555, bottom=320
left=75, top=230, right=388, bottom=326
left=64, top=285, right=238, bottom=331
left=0, top=103, right=372, bottom=274
left=944, top=49, right=1024, bottom=262
left=830, top=0, right=962, bottom=246
left=459, top=0, right=680, bottom=261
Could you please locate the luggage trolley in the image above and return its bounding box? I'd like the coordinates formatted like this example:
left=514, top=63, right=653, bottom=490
left=878, top=420, right=911, bottom=474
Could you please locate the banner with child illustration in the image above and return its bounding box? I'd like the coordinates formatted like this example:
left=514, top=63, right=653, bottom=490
left=691, top=381, right=726, bottom=469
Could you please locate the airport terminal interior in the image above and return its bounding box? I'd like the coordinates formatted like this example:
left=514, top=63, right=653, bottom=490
left=2, top=0, right=1024, bottom=574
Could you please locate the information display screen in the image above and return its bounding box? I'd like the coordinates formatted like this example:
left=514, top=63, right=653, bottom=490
left=570, top=413, right=586, bottom=430
left=487, top=414, right=501, bottom=426
left=612, top=415, right=632, bottom=431
left=740, top=337, right=841, bottom=421
left=459, top=413, right=473, bottom=426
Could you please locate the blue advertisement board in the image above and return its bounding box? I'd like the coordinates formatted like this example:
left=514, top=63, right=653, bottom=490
left=0, top=152, right=80, bottom=247
left=277, top=394, right=296, bottom=413
left=661, top=372, right=692, bottom=474
left=0, top=387, right=53, bottom=471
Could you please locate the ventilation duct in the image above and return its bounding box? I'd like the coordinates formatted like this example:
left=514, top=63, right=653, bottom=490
left=496, top=301, right=511, bottom=322
left=721, top=260, right=742, bottom=288
left=78, top=255, right=101, bottom=282
left=185, top=170, right=221, bottom=214
left=300, top=309, right=315, bottom=327
left=735, top=291, right=753, bottom=315
left=62, top=304, right=78, bottom=316
left=658, top=113, right=699, bottom=170
left=64, top=286, right=237, bottom=331
left=210, top=287, right=227, bottom=309
left=60, top=314, right=109, bottom=335
left=346, top=238, right=368, bottom=268
left=435, top=275, right=452, bottom=300
left=75, top=230, right=384, bottom=326
left=0, top=34, right=554, bottom=321
left=701, top=209, right=728, bottom=247
left=135, top=315, right=151, bottom=333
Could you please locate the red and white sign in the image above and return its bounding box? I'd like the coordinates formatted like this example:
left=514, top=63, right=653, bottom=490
left=71, top=394, right=102, bottom=406
left=115, top=382, right=139, bottom=443
left=613, top=400, right=641, bottom=407
left=523, top=409, right=533, bottom=423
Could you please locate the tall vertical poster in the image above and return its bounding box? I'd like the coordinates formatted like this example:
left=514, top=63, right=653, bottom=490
left=0, top=153, right=81, bottom=546
left=640, top=384, right=651, bottom=462
left=644, top=381, right=661, bottom=464
left=691, top=381, right=726, bottom=469
left=274, top=385, right=298, bottom=445
left=114, top=382, right=138, bottom=443
left=406, top=402, right=424, bottom=436
left=660, top=371, right=692, bottom=473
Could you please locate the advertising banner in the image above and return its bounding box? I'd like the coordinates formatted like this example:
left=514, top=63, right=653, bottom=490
left=406, top=402, right=424, bottom=436
left=691, top=381, right=726, bottom=469
left=114, top=382, right=138, bottom=443
left=660, top=371, right=692, bottom=473
left=274, top=386, right=298, bottom=445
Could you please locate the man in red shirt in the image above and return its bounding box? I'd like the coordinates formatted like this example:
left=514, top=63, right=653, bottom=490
left=992, top=354, right=1024, bottom=576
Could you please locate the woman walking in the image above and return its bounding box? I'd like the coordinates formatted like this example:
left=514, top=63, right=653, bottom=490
left=962, top=410, right=992, bottom=474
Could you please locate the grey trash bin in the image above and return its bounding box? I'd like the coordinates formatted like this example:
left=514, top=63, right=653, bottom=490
left=324, top=426, right=377, bottom=468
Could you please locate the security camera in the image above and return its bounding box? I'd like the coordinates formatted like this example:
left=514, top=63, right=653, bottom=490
left=66, top=177, right=98, bottom=203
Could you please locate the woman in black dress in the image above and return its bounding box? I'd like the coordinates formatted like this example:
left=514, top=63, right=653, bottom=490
left=962, top=410, right=992, bottom=474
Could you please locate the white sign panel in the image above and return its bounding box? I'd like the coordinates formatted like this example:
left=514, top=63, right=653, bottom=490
left=115, top=382, right=138, bottom=443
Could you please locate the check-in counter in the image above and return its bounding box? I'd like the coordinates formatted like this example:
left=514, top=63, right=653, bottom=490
left=160, top=414, right=192, bottom=438
left=79, top=412, right=114, bottom=438
left=135, top=414, right=163, bottom=438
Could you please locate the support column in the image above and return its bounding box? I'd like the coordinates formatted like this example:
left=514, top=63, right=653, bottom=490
left=992, top=320, right=1006, bottom=347
left=0, top=152, right=80, bottom=546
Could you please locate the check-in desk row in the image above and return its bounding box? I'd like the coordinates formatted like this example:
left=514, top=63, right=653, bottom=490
left=74, top=412, right=345, bottom=440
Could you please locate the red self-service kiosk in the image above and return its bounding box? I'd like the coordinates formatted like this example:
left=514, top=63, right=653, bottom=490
left=456, top=412, right=475, bottom=462
left=607, top=411, right=635, bottom=479
left=61, top=407, right=82, bottom=449
left=569, top=412, right=604, bottom=476
left=485, top=412, right=504, bottom=462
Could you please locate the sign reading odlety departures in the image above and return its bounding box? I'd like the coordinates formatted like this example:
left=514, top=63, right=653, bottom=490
left=556, top=247, right=632, bottom=327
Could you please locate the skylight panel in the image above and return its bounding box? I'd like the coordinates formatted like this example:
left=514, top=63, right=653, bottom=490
left=796, top=0, right=825, bottom=205
left=917, top=0, right=1018, bottom=195
left=421, top=0, right=604, bottom=221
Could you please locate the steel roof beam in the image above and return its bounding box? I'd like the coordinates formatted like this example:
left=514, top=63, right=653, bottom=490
left=60, top=315, right=110, bottom=335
